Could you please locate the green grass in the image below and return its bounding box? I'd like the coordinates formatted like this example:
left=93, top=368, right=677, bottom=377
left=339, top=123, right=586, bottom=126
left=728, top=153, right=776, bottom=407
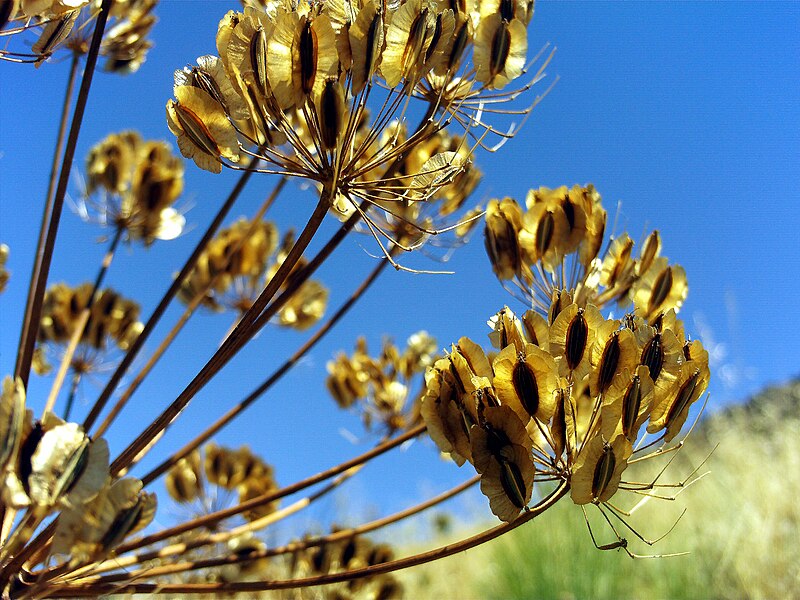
left=403, top=380, right=800, bottom=599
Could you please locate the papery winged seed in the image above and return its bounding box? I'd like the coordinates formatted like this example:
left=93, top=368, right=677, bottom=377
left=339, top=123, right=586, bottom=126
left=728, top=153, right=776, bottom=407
left=32, top=11, right=76, bottom=58
left=649, top=266, right=674, bottom=314
left=173, top=102, right=221, bottom=158
left=621, top=374, right=642, bottom=439
left=597, top=335, right=621, bottom=393
left=512, top=357, right=539, bottom=418
left=591, top=442, right=616, bottom=500
left=489, top=21, right=511, bottom=78
left=666, top=368, right=700, bottom=426
left=565, top=310, right=588, bottom=371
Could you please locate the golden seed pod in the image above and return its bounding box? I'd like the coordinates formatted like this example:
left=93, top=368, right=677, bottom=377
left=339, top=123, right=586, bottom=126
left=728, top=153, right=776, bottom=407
left=473, top=13, right=527, bottom=90
left=101, top=0, right=157, bottom=74
left=268, top=11, right=339, bottom=109
left=484, top=197, right=525, bottom=281
left=86, top=131, right=141, bottom=195
left=277, top=279, right=329, bottom=331
left=167, top=85, right=241, bottom=174
left=165, top=451, right=203, bottom=504
left=52, top=477, right=156, bottom=565
left=548, top=302, right=603, bottom=379
left=632, top=257, right=688, bottom=323
left=381, top=0, right=437, bottom=87
left=421, top=357, right=473, bottom=465
left=492, top=342, right=558, bottom=425
left=38, top=283, right=143, bottom=352
left=238, top=472, right=279, bottom=521
left=471, top=405, right=535, bottom=522
left=570, top=433, right=632, bottom=505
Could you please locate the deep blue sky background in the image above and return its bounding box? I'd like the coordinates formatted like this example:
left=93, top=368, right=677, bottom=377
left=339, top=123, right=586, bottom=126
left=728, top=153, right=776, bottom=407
left=1, top=2, right=799, bottom=532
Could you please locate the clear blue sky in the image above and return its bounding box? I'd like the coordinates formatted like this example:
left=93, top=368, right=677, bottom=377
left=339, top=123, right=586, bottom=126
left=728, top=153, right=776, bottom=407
left=1, top=2, right=798, bottom=527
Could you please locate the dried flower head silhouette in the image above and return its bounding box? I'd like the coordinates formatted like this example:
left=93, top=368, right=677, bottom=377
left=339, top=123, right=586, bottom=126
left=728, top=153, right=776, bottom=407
left=0, top=0, right=710, bottom=596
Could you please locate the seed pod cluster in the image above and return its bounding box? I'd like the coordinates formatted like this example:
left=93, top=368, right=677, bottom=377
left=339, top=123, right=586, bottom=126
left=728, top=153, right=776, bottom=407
left=38, top=282, right=143, bottom=352
left=326, top=331, right=437, bottom=433
left=2, top=0, right=158, bottom=69
left=84, top=130, right=185, bottom=245
left=419, top=185, right=709, bottom=521
left=0, top=376, right=155, bottom=566
left=290, top=528, right=402, bottom=599
left=484, top=185, right=688, bottom=323
left=178, top=218, right=329, bottom=331
left=165, top=443, right=279, bottom=523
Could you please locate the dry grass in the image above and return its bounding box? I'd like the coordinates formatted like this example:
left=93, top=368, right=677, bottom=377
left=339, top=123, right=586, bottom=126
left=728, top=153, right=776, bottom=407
left=402, top=380, right=800, bottom=599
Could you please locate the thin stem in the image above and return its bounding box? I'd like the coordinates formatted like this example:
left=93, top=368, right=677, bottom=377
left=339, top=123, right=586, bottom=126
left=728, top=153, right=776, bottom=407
left=91, top=178, right=286, bottom=439
left=82, top=156, right=261, bottom=432
left=42, top=226, right=122, bottom=416
left=14, top=50, right=80, bottom=391
left=14, top=4, right=111, bottom=388
left=62, top=370, right=82, bottom=422
left=68, top=473, right=477, bottom=584
left=108, top=192, right=332, bottom=477
left=142, top=246, right=393, bottom=484
left=117, top=425, right=425, bottom=555
left=48, top=482, right=570, bottom=596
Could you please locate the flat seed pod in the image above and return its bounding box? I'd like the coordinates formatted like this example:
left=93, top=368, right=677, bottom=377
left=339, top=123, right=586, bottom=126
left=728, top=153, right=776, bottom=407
left=570, top=433, right=632, bottom=505
left=406, top=152, right=465, bottom=201
left=381, top=0, right=434, bottom=87
left=492, top=343, right=557, bottom=424
left=519, top=202, right=569, bottom=274
left=484, top=197, right=524, bottom=281
left=167, top=86, right=240, bottom=174
left=647, top=342, right=709, bottom=442
left=421, top=359, right=474, bottom=465
left=473, top=14, right=526, bottom=90
left=28, top=423, right=108, bottom=508
left=269, top=12, right=339, bottom=109
left=632, top=257, right=688, bottom=322
left=487, top=306, right=528, bottom=352
left=600, top=365, right=655, bottom=443
left=549, top=303, right=603, bottom=380
left=31, top=10, right=77, bottom=62
left=520, top=309, right=550, bottom=351
left=349, top=0, right=385, bottom=93
left=589, top=324, right=637, bottom=397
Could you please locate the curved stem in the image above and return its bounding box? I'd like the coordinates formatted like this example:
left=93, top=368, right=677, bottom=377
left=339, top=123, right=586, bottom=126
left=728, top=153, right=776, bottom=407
left=62, top=370, right=82, bottom=422
left=14, top=2, right=112, bottom=388
left=91, top=178, right=286, bottom=439
left=116, top=425, right=425, bottom=555
left=142, top=245, right=393, bottom=485
left=108, top=192, right=332, bottom=477
left=82, top=157, right=261, bottom=432
left=68, top=473, right=478, bottom=585
left=48, top=482, right=570, bottom=596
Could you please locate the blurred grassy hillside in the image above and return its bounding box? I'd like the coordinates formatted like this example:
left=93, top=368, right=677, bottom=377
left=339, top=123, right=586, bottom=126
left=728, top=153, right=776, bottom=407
left=403, top=379, right=800, bottom=599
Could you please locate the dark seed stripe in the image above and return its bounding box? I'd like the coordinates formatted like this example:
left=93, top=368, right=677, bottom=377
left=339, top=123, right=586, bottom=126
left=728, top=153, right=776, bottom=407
left=500, top=459, right=527, bottom=509
left=640, top=333, right=664, bottom=381
left=100, top=499, right=145, bottom=551
left=448, top=20, right=469, bottom=70
left=621, top=375, right=641, bottom=439
left=591, top=444, right=616, bottom=500
left=565, top=310, right=588, bottom=371
left=666, top=369, right=700, bottom=426
left=597, top=335, right=621, bottom=393
left=489, top=21, right=511, bottom=78
left=649, top=266, right=674, bottom=314
left=299, top=20, right=318, bottom=96
left=512, top=357, right=540, bottom=418
left=425, top=12, right=443, bottom=63
left=535, top=212, right=555, bottom=257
